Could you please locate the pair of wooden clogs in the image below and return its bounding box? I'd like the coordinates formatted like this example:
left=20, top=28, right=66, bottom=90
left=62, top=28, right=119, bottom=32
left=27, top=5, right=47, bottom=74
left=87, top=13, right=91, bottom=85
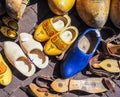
left=0, top=16, right=18, bottom=39
left=34, top=14, right=79, bottom=56
left=3, top=33, right=49, bottom=77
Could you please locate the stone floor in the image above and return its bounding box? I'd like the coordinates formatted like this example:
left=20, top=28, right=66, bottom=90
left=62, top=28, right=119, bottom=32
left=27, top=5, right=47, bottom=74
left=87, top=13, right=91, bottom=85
left=0, top=0, right=120, bottom=97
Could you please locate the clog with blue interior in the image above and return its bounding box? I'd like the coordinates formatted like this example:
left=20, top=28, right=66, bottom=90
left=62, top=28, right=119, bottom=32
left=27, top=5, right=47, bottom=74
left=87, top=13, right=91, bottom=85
left=61, top=28, right=101, bottom=78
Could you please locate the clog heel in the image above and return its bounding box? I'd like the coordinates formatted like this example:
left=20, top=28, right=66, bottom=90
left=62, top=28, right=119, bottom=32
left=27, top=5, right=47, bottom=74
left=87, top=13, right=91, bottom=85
left=34, top=15, right=71, bottom=42
left=61, top=28, right=101, bottom=78
left=51, top=78, right=115, bottom=93
left=44, top=26, right=79, bottom=56
left=0, top=53, right=12, bottom=86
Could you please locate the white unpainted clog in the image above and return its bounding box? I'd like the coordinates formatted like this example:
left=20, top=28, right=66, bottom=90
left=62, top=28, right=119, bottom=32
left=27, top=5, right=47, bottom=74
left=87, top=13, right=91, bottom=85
left=19, top=33, right=49, bottom=69
left=4, top=41, right=36, bottom=77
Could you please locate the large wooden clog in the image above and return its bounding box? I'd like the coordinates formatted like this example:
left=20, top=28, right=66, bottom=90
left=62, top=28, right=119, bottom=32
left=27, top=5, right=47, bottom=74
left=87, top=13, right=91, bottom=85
left=110, top=0, right=120, bottom=29
left=76, top=0, right=110, bottom=28
left=48, top=0, right=75, bottom=15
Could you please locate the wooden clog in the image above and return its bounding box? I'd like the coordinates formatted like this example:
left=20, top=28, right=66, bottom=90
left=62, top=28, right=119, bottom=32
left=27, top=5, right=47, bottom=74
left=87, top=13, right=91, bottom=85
left=51, top=78, right=115, bottom=93
left=44, top=26, right=78, bottom=56
left=76, top=0, right=110, bottom=28
left=0, top=26, right=18, bottom=39
left=19, top=33, right=49, bottom=69
left=2, top=16, right=18, bottom=31
left=48, top=0, right=75, bottom=15
left=21, top=83, right=61, bottom=97
left=0, top=53, right=12, bottom=86
left=4, top=41, right=36, bottom=77
left=89, top=53, right=120, bottom=79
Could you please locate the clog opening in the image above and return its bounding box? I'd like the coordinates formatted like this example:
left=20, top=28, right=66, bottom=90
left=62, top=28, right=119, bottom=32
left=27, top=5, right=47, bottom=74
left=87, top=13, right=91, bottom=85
left=52, top=16, right=68, bottom=30
left=30, top=49, right=46, bottom=64
left=7, top=29, right=17, bottom=38
left=0, top=62, right=7, bottom=74
left=16, top=57, right=32, bottom=73
left=78, top=31, right=98, bottom=54
left=8, top=20, right=18, bottom=31
left=60, top=29, right=76, bottom=43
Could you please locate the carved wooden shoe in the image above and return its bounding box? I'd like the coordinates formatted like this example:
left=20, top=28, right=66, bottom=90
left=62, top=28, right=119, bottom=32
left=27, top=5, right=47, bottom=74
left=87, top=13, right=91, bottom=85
left=0, top=26, right=18, bottom=39
left=89, top=53, right=120, bottom=79
left=44, top=26, right=78, bottom=56
left=21, top=83, right=61, bottom=97
left=51, top=78, right=115, bottom=93
left=0, top=53, right=12, bottom=86
left=61, top=28, right=101, bottom=78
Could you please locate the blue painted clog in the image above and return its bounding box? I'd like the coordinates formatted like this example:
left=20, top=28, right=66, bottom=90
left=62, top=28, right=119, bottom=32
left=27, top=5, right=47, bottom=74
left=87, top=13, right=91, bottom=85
left=61, top=28, right=101, bottom=78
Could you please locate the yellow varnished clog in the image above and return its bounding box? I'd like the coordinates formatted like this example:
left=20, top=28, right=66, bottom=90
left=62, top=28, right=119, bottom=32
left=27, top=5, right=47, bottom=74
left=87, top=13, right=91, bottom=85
left=48, top=0, right=75, bottom=15
left=0, top=53, right=12, bottom=86
left=44, top=26, right=79, bottom=56
left=34, top=15, right=71, bottom=42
